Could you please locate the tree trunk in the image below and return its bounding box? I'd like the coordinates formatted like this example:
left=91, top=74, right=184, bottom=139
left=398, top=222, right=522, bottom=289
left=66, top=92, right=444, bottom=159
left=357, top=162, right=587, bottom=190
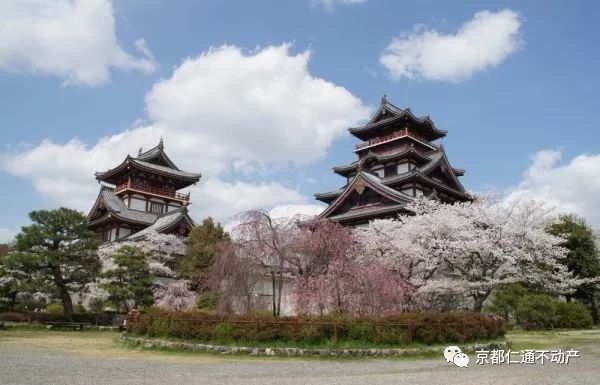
left=271, top=272, right=276, bottom=317
left=58, top=284, right=74, bottom=322
left=276, top=271, right=283, bottom=317
left=472, top=295, right=486, bottom=312
left=52, top=266, right=73, bottom=321
left=9, top=291, right=17, bottom=309
left=590, top=296, right=599, bottom=324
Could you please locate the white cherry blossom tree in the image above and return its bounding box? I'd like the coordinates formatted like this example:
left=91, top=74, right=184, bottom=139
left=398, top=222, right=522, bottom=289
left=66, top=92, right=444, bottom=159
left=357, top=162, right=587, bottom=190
left=355, top=195, right=582, bottom=311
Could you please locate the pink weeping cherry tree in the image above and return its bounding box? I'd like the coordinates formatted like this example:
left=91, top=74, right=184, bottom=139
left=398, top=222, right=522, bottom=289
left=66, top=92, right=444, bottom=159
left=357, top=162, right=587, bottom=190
left=154, top=280, right=197, bottom=311
left=293, top=256, right=413, bottom=316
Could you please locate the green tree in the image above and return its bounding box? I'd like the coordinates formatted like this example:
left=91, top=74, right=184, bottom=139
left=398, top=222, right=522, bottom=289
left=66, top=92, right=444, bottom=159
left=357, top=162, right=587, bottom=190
left=177, top=217, right=229, bottom=287
left=485, top=283, right=529, bottom=322
left=2, top=208, right=100, bottom=320
left=0, top=244, right=10, bottom=257
left=547, top=215, right=600, bottom=322
left=101, top=245, right=153, bottom=311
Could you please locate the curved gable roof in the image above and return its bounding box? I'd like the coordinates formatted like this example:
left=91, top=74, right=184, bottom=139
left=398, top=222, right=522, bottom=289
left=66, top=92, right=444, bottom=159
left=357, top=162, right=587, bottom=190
left=86, top=186, right=158, bottom=225
left=317, top=171, right=412, bottom=221
left=137, top=139, right=180, bottom=170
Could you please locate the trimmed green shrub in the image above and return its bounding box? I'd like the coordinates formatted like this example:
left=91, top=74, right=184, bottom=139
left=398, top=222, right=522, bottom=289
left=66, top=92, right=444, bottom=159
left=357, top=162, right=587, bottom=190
left=556, top=302, right=593, bottom=328
left=0, top=309, right=119, bottom=325
left=197, top=291, right=220, bottom=310
left=45, top=303, right=64, bottom=315
left=0, top=312, right=28, bottom=322
left=128, top=309, right=505, bottom=346
left=516, top=294, right=559, bottom=328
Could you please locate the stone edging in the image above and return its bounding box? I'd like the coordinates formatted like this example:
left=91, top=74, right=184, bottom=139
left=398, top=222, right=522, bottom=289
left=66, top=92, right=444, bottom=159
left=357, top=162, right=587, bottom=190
left=120, top=333, right=509, bottom=357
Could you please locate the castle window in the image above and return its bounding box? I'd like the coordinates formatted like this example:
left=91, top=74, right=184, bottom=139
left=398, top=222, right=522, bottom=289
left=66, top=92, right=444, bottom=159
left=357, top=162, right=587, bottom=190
left=384, top=164, right=397, bottom=177
left=397, top=162, right=410, bottom=174
left=372, top=167, right=384, bottom=178
left=149, top=202, right=164, bottom=213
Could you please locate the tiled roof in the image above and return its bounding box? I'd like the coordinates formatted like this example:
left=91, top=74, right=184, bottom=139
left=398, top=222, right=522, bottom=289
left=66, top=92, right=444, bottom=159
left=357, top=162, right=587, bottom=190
left=315, top=188, right=344, bottom=199
left=333, top=147, right=431, bottom=175
left=137, top=139, right=181, bottom=170
left=95, top=139, right=200, bottom=183
left=125, top=209, right=190, bottom=240
left=92, top=186, right=157, bottom=225
left=88, top=186, right=195, bottom=237
left=327, top=204, right=407, bottom=222
left=130, top=159, right=200, bottom=180
left=94, top=156, right=200, bottom=183
left=348, top=98, right=447, bottom=140
left=360, top=172, right=413, bottom=202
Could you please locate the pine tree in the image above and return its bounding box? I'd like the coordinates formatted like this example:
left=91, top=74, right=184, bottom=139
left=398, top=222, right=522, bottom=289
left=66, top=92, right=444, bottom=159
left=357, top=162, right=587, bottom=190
left=177, top=217, right=229, bottom=287
left=101, top=245, right=154, bottom=311
left=547, top=215, right=600, bottom=322
left=2, top=208, right=100, bottom=321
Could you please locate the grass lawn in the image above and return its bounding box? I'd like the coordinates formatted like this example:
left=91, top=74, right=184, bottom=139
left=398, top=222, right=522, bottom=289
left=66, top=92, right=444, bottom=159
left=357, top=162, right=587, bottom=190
left=0, top=328, right=223, bottom=362
left=1, top=326, right=599, bottom=360
left=507, top=328, right=600, bottom=355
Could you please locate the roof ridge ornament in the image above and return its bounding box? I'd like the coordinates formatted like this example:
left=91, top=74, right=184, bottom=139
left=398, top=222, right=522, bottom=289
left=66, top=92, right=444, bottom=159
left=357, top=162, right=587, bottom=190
left=158, top=137, right=164, bottom=150
left=357, top=158, right=365, bottom=172
left=381, top=94, right=387, bottom=105
left=138, top=147, right=143, bottom=156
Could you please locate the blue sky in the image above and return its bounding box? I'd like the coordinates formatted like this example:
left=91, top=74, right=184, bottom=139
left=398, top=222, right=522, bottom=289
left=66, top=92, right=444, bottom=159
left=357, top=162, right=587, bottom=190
left=1, top=0, right=600, bottom=241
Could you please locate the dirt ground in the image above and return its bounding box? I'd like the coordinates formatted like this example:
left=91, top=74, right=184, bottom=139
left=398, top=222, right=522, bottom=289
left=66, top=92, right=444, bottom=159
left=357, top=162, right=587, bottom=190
left=0, top=329, right=599, bottom=385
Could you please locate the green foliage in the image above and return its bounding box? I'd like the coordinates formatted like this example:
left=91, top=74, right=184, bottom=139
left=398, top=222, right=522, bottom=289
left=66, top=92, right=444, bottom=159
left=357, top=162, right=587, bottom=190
left=177, top=217, right=229, bottom=286
left=197, top=290, right=220, bottom=310
left=346, top=322, right=371, bottom=341
left=0, top=244, right=10, bottom=257
left=129, top=309, right=505, bottom=346
left=547, top=216, right=600, bottom=301
left=485, top=283, right=529, bottom=321
left=516, top=294, right=559, bottom=328
left=2, top=208, right=100, bottom=320
left=556, top=302, right=593, bottom=328
left=100, top=245, right=154, bottom=312
left=487, top=284, right=595, bottom=329
left=547, top=215, right=600, bottom=278
left=0, top=312, right=28, bottom=322
left=0, top=309, right=118, bottom=325
left=46, top=303, right=64, bottom=314
left=87, top=297, right=105, bottom=313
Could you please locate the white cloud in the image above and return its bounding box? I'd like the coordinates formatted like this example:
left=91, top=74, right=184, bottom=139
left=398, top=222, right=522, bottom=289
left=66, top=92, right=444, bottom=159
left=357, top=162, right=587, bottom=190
left=0, top=0, right=155, bottom=86
left=380, top=9, right=522, bottom=82
left=268, top=204, right=324, bottom=220
left=2, top=44, right=368, bottom=223
left=0, top=228, right=17, bottom=243
left=311, top=0, right=366, bottom=11
left=505, top=149, right=600, bottom=226
left=193, top=178, right=310, bottom=223
left=145, top=44, right=368, bottom=167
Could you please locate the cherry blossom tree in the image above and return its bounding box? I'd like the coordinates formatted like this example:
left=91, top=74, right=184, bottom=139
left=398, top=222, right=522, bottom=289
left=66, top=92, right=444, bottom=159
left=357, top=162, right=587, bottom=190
left=293, top=256, right=413, bottom=315
left=207, top=240, right=264, bottom=313
left=230, top=211, right=302, bottom=316
left=97, top=232, right=185, bottom=278
left=210, top=212, right=359, bottom=315
left=355, top=195, right=582, bottom=312
left=154, top=280, right=197, bottom=311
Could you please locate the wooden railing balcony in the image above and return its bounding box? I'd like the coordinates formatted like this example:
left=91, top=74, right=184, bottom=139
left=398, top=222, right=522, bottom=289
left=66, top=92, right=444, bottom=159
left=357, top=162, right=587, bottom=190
left=116, top=180, right=190, bottom=202
left=355, top=128, right=438, bottom=151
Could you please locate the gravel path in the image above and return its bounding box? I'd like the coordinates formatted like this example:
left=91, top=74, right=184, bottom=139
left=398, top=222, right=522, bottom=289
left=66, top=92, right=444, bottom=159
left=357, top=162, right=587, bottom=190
left=1, top=332, right=599, bottom=385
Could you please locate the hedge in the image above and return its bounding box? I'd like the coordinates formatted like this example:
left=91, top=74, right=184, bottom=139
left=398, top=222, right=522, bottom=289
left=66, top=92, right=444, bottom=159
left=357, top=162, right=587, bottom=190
left=129, top=309, right=505, bottom=345
left=0, top=310, right=119, bottom=326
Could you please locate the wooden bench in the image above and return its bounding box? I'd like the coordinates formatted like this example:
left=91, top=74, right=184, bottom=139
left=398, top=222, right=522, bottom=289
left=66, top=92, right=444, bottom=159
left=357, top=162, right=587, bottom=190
left=45, top=322, right=91, bottom=331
